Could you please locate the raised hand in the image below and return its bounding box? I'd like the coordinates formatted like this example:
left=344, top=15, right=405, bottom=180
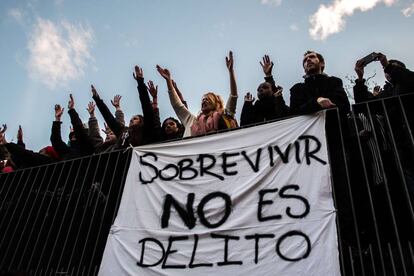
left=274, top=86, right=283, bottom=97
left=156, top=65, right=172, bottom=81
left=244, top=92, right=255, bottom=103
left=102, top=122, right=110, bottom=134
left=55, top=104, right=64, bottom=121
left=0, top=124, right=7, bottom=144
left=225, top=51, right=234, bottom=71
left=91, top=85, right=100, bottom=98
left=260, top=55, right=274, bottom=77
left=0, top=124, right=7, bottom=134
left=111, top=95, right=122, bottom=109
left=87, top=101, right=96, bottom=116
left=355, top=60, right=365, bottom=80
left=133, top=66, right=144, bottom=80
left=68, top=94, right=75, bottom=109
left=17, top=125, right=23, bottom=142
left=377, top=53, right=389, bottom=68
left=147, top=81, right=158, bottom=99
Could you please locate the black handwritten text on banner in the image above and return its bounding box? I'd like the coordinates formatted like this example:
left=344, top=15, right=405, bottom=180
left=99, top=111, right=340, bottom=276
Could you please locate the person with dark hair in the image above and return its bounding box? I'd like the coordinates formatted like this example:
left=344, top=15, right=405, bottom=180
left=240, top=55, right=289, bottom=126
left=92, top=65, right=157, bottom=148
left=290, top=50, right=350, bottom=115
left=0, top=125, right=59, bottom=170
left=87, top=94, right=126, bottom=153
left=0, top=124, right=15, bottom=173
left=50, top=94, right=94, bottom=160
left=157, top=51, right=238, bottom=137
left=161, top=117, right=184, bottom=141
left=354, top=53, right=414, bottom=102
left=146, top=79, right=184, bottom=142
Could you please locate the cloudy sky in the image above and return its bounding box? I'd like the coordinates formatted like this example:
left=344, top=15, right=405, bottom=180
left=1, top=0, right=414, bottom=150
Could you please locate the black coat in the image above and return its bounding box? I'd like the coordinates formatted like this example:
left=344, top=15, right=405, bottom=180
left=290, top=74, right=350, bottom=115
left=240, top=75, right=289, bottom=126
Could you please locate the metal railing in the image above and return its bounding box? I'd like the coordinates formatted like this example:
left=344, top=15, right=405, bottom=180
left=1, top=93, right=413, bottom=275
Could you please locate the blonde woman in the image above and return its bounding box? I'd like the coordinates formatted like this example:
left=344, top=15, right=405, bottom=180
left=157, top=51, right=238, bottom=137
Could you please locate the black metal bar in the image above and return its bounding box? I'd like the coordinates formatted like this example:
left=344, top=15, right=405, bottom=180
left=388, top=243, right=398, bottom=276
left=325, top=111, right=346, bottom=276
left=38, top=160, right=75, bottom=273
left=16, top=165, right=52, bottom=269
left=3, top=167, right=42, bottom=268
left=0, top=172, right=11, bottom=205
left=396, top=97, right=414, bottom=222
left=336, top=110, right=367, bottom=275
left=349, top=107, right=386, bottom=275
left=409, top=241, right=414, bottom=267
left=87, top=151, right=121, bottom=275
left=348, top=246, right=356, bottom=276
left=0, top=168, right=34, bottom=268
left=32, top=162, right=68, bottom=275
left=368, top=244, right=377, bottom=276
left=0, top=170, right=25, bottom=268
left=21, top=163, right=58, bottom=270
left=66, top=154, right=102, bottom=272
left=378, top=99, right=409, bottom=275
left=45, top=159, right=84, bottom=273
left=0, top=170, right=25, bottom=232
left=55, top=157, right=93, bottom=271
left=76, top=153, right=112, bottom=275
left=111, top=149, right=132, bottom=224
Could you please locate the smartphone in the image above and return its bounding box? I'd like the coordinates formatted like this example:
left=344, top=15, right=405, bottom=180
left=359, top=52, right=379, bottom=66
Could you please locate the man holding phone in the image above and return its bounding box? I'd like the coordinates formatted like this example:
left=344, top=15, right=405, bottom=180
left=354, top=52, right=414, bottom=102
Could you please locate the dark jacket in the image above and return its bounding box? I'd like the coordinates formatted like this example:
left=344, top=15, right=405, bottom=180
left=241, top=75, right=289, bottom=126
left=353, top=64, right=414, bottom=104
left=50, top=108, right=94, bottom=160
left=5, top=142, right=54, bottom=169
left=290, top=74, right=350, bottom=115
left=384, top=63, right=414, bottom=96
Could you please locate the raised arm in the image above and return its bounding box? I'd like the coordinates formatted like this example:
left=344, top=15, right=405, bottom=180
left=353, top=60, right=375, bottom=103
left=111, top=94, right=125, bottom=127
left=157, top=65, right=194, bottom=126
left=91, top=85, right=124, bottom=137
left=240, top=92, right=255, bottom=126
left=16, top=125, right=25, bottom=148
left=133, top=66, right=155, bottom=133
left=67, top=94, right=94, bottom=155
left=225, top=51, right=238, bottom=116
left=148, top=80, right=162, bottom=141
left=172, top=80, right=188, bottom=109
left=51, top=104, right=70, bottom=157
left=87, top=101, right=104, bottom=147
left=0, top=124, right=7, bottom=144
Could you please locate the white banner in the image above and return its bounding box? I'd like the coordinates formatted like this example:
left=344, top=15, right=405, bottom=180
left=99, top=111, right=340, bottom=276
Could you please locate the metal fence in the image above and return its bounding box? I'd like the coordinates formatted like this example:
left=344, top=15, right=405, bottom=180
left=0, top=150, right=131, bottom=275
left=0, top=94, right=413, bottom=275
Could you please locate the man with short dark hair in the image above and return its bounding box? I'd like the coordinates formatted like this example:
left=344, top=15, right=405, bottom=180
left=290, top=51, right=350, bottom=115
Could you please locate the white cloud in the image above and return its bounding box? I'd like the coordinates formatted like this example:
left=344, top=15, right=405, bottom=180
left=402, top=3, right=414, bottom=17
left=309, top=0, right=396, bottom=40
left=8, top=8, right=24, bottom=25
left=261, top=0, right=282, bottom=6
left=290, top=23, right=299, bottom=31
left=27, top=18, right=94, bottom=88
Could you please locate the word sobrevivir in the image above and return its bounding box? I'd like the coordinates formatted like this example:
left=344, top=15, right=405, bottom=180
left=138, top=135, right=326, bottom=184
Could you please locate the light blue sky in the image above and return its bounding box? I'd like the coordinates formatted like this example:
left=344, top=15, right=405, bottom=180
left=1, top=0, right=414, bottom=150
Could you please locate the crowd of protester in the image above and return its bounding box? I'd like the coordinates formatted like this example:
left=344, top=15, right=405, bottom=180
left=1, top=50, right=414, bottom=174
